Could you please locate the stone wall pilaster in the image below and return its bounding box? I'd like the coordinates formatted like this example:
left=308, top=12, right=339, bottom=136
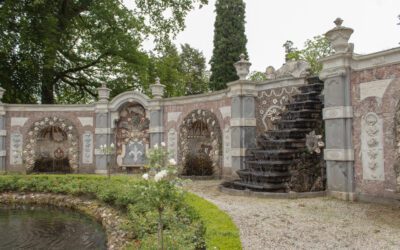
left=320, top=19, right=355, bottom=200
left=228, top=80, right=257, bottom=172
left=149, top=78, right=165, bottom=147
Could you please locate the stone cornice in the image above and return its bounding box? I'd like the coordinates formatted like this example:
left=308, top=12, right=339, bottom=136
left=351, top=46, right=400, bottom=70
left=5, top=104, right=95, bottom=112
left=323, top=106, right=353, bottom=120
left=227, top=80, right=258, bottom=97
left=324, top=148, right=354, bottom=161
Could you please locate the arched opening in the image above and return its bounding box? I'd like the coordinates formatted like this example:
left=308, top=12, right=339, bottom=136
left=179, top=109, right=222, bottom=177
left=23, top=117, right=79, bottom=173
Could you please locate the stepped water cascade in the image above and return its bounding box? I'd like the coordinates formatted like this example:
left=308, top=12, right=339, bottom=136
left=232, top=77, right=325, bottom=192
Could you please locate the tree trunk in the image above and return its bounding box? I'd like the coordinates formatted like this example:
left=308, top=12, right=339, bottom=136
left=41, top=67, right=55, bottom=104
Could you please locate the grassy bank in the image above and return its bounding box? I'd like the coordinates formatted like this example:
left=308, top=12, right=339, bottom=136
left=0, top=174, right=241, bottom=249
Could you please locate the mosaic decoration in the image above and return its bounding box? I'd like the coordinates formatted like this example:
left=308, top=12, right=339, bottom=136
left=10, top=133, right=23, bottom=165
left=82, top=131, right=93, bottom=164
left=178, top=109, right=222, bottom=176
left=257, top=87, right=299, bottom=134
left=305, top=131, right=325, bottom=154
left=361, top=112, right=384, bottom=181
left=115, top=103, right=149, bottom=167
left=23, top=117, right=79, bottom=172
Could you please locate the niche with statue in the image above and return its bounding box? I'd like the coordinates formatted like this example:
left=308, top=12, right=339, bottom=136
left=179, top=109, right=222, bottom=177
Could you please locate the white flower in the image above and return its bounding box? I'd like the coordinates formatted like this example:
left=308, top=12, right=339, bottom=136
left=110, top=143, right=115, bottom=149
left=314, top=148, right=321, bottom=154
left=161, top=142, right=166, bottom=147
left=169, top=158, right=177, bottom=165
left=154, top=144, right=159, bottom=149
left=142, top=173, right=149, bottom=180
left=154, top=170, right=168, bottom=182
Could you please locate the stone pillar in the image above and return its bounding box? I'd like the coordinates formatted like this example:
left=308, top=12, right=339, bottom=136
left=0, top=87, right=6, bottom=172
left=228, top=55, right=257, bottom=173
left=94, top=83, right=111, bottom=174
left=320, top=18, right=355, bottom=200
left=149, top=78, right=165, bottom=147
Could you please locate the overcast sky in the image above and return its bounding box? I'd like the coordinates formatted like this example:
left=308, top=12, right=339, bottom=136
left=126, top=0, right=400, bottom=72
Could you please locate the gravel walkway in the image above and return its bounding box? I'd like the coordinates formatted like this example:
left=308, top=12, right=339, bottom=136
left=185, top=180, right=400, bottom=250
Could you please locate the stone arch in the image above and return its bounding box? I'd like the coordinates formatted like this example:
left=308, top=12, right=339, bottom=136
left=109, top=91, right=150, bottom=112
left=395, top=103, right=400, bottom=192
left=23, top=116, right=79, bottom=173
left=178, top=109, right=222, bottom=177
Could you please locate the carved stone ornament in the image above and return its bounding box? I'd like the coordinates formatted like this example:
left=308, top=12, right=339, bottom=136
left=275, top=60, right=310, bottom=79
left=325, top=18, right=354, bottom=54
left=305, top=130, right=325, bottom=154
left=23, top=117, right=79, bottom=172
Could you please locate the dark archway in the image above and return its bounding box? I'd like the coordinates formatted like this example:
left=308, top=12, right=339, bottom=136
left=178, top=109, right=222, bottom=177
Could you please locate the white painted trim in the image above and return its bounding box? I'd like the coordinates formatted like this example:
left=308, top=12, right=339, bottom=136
left=359, top=79, right=393, bottom=101
left=0, top=150, right=6, bottom=157
left=95, top=128, right=112, bottom=134
left=324, top=149, right=354, bottom=161
left=6, top=104, right=95, bottom=112
left=231, top=148, right=247, bottom=157
left=323, top=106, right=353, bottom=120
left=149, top=127, right=164, bottom=133
left=0, top=130, right=6, bottom=136
left=10, top=117, right=29, bottom=127
left=230, top=118, right=256, bottom=127
left=78, top=117, right=94, bottom=127
left=109, top=91, right=150, bottom=111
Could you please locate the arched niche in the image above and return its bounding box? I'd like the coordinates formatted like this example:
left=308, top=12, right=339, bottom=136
left=178, top=109, right=222, bottom=177
left=23, top=117, right=79, bottom=173
left=108, top=91, right=150, bottom=112
left=115, top=102, right=149, bottom=168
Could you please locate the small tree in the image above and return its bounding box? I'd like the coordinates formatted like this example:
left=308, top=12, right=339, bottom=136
left=283, top=36, right=334, bottom=75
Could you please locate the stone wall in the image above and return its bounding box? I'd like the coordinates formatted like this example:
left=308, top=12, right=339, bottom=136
left=351, top=63, right=400, bottom=200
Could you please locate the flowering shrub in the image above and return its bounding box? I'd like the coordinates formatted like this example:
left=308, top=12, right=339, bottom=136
left=140, top=142, right=191, bottom=249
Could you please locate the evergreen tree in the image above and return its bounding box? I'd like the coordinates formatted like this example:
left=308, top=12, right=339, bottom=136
left=209, top=0, right=247, bottom=91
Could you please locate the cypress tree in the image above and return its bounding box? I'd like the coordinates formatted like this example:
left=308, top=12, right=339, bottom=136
left=209, top=0, right=248, bottom=90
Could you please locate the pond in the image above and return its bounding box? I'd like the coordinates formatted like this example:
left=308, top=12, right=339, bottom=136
left=0, top=204, right=107, bottom=250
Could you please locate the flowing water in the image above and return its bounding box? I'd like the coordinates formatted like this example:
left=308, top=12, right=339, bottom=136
left=0, top=204, right=107, bottom=250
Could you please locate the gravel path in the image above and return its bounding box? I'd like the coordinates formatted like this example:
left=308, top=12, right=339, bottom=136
left=185, top=180, right=400, bottom=250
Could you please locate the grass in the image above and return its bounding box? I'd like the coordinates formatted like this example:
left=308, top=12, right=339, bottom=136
left=185, top=192, right=242, bottom=250
left=0, top=174, right=242, bottom=250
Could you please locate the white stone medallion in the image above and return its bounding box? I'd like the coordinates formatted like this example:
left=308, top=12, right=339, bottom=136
left=361, top=112, right=385, bottom=181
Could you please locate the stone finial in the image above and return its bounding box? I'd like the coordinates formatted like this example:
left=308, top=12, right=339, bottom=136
left=97, top=82, right=110, bottom=103
left=0, top=87, right=5, bottom=103
left=325, top=18, right=354, bottom=54
left=150, top=77, right=165, bottom=99
left=234, top=53, right=251, bottom=80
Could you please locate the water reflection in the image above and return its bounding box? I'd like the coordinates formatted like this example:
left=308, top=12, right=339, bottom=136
left=0, top=204, right=107, bottom=250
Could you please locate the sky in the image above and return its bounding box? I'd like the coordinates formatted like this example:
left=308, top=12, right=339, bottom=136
left=125, top=0, right=400, bottom=72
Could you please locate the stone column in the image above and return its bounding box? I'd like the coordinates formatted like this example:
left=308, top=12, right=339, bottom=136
left=320, top=18, right=355, bottom=200
left=228, top=55, right=257, bottom=173
left=94, top=83, right=111, bottom=174
left=149, top=78, right=165, bottom=147
left=0, top=88, right=6, bottom=172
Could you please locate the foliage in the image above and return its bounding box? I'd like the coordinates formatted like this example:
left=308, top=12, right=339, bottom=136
left=0, top=0, right=207, bottom=104
left=183, top=153, right=214, bottom=176
left=249, top=71, right=267, bottom=82
left=283, top=36, right=334, bottom=75
left=209, top=0, right=248, bottom=90
left=0, top=175, right=204, bottom=249
left=185, top=192, right=242, bottom=250
left=150, top=43, right=209, bottom=98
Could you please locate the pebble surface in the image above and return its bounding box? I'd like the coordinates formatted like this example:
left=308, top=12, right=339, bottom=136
left=186, top=180, right=400, bottom=250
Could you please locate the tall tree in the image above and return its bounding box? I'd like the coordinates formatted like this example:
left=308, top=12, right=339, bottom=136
left=283, top=35, right=333, bottom=75
left=209, top=0, right=247, bottom=91
left=0, top=0, right=207, bottom=104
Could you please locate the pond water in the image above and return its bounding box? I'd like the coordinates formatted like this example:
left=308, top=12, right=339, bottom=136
left=0, top=204, right=107, bottom=250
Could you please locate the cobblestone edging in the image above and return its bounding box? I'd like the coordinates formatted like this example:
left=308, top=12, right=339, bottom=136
left=0, top=192, right=132, bottom=250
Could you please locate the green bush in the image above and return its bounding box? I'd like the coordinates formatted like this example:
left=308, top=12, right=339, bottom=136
left=0, top=175, right=204, bottom=249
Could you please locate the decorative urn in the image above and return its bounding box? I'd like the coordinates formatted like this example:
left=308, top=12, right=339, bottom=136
left=234, top=54, right=251, bottom=80
left=325, top=18, right=354, bottom=54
